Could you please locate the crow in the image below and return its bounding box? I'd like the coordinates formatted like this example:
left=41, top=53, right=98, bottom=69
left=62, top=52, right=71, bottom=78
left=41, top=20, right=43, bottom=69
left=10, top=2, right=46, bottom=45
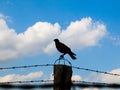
left=54, top=39, right=76, bottom=60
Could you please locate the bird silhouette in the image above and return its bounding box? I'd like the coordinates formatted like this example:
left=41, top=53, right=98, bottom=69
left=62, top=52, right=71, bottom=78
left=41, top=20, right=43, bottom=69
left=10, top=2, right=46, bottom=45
left=54, top=39, right=76, bottom=60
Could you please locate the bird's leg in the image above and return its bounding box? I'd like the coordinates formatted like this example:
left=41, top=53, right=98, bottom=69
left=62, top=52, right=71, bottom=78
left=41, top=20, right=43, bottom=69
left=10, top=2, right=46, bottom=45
left=59, top=55, right=63, bottom=60
left=59, top=53, right=65, bottom=60
left=59, top=54, right=64, bottom=60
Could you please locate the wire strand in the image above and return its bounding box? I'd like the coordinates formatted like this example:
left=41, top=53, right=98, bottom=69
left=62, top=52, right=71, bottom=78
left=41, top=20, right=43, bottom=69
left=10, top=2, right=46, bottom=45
left=1, top=80, right=120, bottom=89
left=1, top=64, right=120, bottom=77
left=0, top=80, right=53, bottom=84
left=1, top=64, right=120, bottom=89
left=72, top=66, right=120, bottom=76
left=0, top=64, right=54, bottom=70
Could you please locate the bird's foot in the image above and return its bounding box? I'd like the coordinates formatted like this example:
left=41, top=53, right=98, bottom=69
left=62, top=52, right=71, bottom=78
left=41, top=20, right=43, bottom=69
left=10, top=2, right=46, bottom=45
left=59, top=55, right=65, bottom=60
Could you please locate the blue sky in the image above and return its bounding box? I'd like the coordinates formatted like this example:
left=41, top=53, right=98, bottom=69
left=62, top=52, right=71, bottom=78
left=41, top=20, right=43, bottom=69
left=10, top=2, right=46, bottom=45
left=0, top=0, right=120, bottom=90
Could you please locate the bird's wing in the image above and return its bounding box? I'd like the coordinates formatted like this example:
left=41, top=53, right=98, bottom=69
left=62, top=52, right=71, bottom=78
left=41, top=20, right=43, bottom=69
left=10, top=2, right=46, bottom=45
left=59, top=42, right=70, bottom=50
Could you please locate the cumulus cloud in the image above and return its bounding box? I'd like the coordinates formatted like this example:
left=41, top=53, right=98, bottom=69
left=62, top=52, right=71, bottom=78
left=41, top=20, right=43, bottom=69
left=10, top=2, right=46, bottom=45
left=0, top=71, right=43, bottom=82
left=45, top=17, right=107, bottom=53
left=0, top=14, right=107, bottom=61
left=0, top=17, right=60, bottom=61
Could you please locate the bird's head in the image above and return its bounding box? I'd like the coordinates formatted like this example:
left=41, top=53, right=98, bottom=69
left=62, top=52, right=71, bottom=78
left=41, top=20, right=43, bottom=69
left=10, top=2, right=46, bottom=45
left=54, top=39, right=59, bottom=42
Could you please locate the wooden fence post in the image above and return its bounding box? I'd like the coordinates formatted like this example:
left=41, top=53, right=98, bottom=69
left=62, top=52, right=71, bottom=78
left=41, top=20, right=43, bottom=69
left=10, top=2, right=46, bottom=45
left=54, top=64, right=72, bottom=90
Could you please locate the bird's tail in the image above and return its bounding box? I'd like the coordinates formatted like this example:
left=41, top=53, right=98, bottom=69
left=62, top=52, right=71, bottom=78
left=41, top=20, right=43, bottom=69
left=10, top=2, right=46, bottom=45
left=69, top=52, right=76, bottom=60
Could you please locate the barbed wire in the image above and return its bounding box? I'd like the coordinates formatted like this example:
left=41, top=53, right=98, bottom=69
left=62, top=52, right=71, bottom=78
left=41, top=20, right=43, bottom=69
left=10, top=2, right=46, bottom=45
left=0, top=80, right=108, bottom=85
left=1, top=64, right=120, bottom=77
left=72, top=81, right=120, bottom=88
left=72, top=66, right=120, bottom=76
left=0, top=83, right=53, bottom=89
left=1, top=63, right=120, bottom=89
left=0, top=64, right=54, bottom=70
left=0, top=80, right=54, bottom=89
left=1, top=80, right=120, bottom=89
left=0, top=80, right=53, bottom=84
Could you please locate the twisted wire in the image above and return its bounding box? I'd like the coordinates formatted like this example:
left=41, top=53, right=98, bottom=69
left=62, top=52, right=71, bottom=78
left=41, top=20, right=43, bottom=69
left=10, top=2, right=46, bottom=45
left=1, top=64, right=120, bottom=77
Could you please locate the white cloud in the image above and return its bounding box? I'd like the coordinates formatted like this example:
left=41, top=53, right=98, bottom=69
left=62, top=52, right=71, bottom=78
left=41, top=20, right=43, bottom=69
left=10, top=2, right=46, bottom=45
left=0, top=17, right=60, bottom=61
left=100, top=68, right=120, bottom=83
left=46, top=17, right=107, bottom=53
left=17, top=22, right=60, bottom=55
left=82, top=69, right=120, bottom=83
left=75, top=70, right=120, bottom=90
left=83, top=68, right=120, bottom=84
left=0, top=71, right=43, bottom=82
left=0, top=14, right=107, bottom=61
left=60, top=17, right=106, bottom=48
left=72, top=75, right=82, bottom=81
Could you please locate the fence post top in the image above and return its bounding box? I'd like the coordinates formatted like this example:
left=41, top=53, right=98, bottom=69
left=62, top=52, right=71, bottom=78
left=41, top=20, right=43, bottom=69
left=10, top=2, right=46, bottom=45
left=54, top=58, right=72, bottom=67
